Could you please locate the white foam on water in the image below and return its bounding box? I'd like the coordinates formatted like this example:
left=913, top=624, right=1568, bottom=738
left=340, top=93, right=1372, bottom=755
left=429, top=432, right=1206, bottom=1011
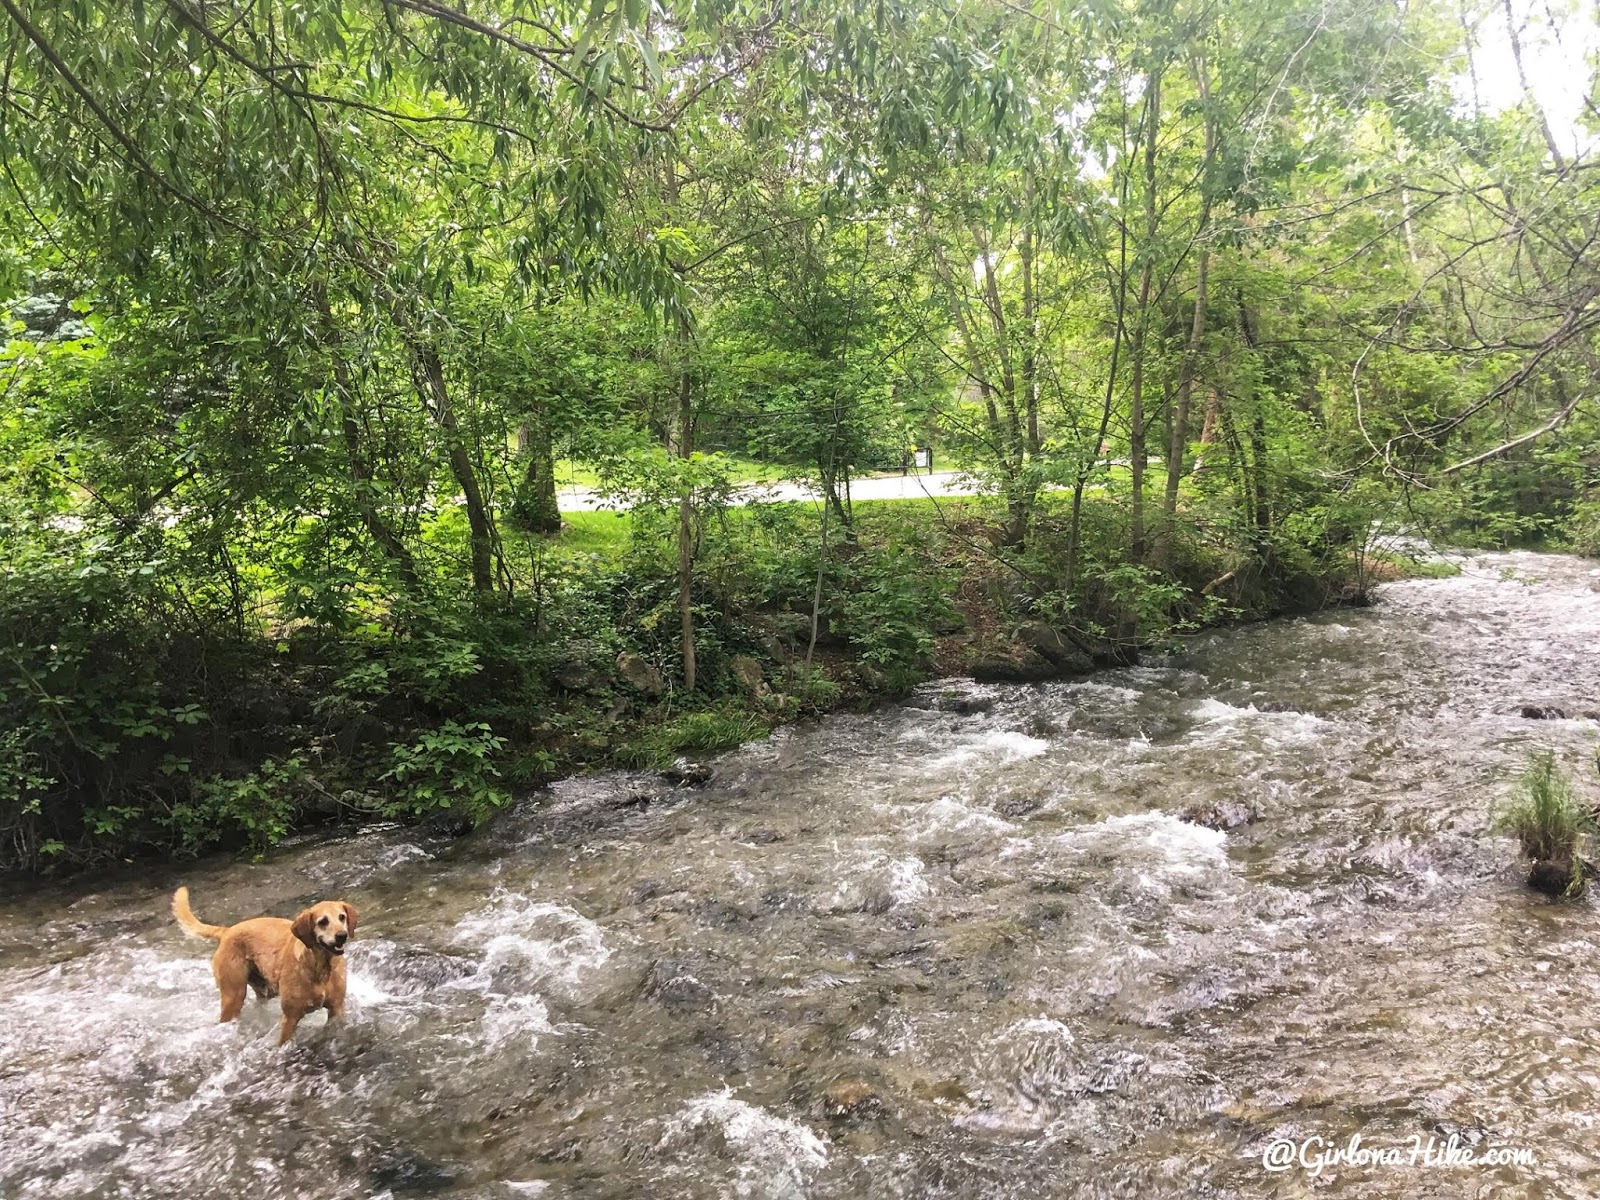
left=995, top=812, right=1228, bottom=893
left=956, top=1016, right=1088, bottom=1135
left=1090, top=811, right=1228, bottom=874
left=824, top=852, right=933, bottom=912
left=658, top=1089, right=829, bottom=1199
left=886, top=856, right=932, bottom=904
left=480, top=994, right=556, bottom=1049
left=373, top=843, right=433, bottom=871
left=1062, top=680, right=1144, bottom=702
left=1007, top=1016, right=1076, bottom=1043
left=453, top=892, right=612, bottom=993
left=926, top=729, right=1049, bottom=770
left=1191, top=697, right=1257, bottom=722
left=903, top=795, right=1018, bottom=842
left=1187, top=697, right=1325, bottom=746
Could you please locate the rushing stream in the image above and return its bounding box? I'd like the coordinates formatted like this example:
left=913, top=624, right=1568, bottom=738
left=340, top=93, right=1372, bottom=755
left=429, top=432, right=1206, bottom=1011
left=4, top=550, right=1600, bottom=1199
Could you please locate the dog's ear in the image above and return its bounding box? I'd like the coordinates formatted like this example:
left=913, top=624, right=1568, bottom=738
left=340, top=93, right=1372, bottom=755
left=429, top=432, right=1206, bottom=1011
left=290, top=909, right=318, bottom=949
left=340, top=902, right=358, bottom=938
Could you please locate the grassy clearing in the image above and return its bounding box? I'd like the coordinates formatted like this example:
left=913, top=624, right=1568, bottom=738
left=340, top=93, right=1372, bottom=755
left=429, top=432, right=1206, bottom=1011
left=554, top=455, right=789, bottom=490
left=551, top=510, right=632, bottom=556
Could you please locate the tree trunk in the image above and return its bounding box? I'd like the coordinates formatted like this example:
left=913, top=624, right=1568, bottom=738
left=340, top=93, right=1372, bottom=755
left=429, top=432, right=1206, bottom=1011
left=1237, top=296, right=1272, bottom=550
left=1193, top=390, right=1221, bottom=472
left=1163, top=248, right=1209, bottom=513
left=1021, top=176, right=1040, bottom=456
left=410, top=340, right=495, bottom=593
left=312, top=288, right=418, bottom=587
left=512, top=419, right=562, bottom=534
left=675, top=322, right=697, bottom=692
left=1163, top=57, right=1215, bottom=553
left=1128, top=63, right=1162, bottom=566
left=1068, top=140, right=1133, bottom=594
left=817, top=458, right=852, bottom=537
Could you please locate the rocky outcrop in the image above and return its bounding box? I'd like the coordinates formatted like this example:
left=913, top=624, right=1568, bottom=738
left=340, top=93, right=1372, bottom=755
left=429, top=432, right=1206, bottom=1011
left=968, top=645, right=1057, bottom=683
left=730, top=654, right=768, bottom=696
left=1015, top=622, right=1095, bottom=674
left=965, top=622, right=1094, bottom=683
left=555, top=640, right=612, bottom=693
left=615, top=651, right=665, bottom=696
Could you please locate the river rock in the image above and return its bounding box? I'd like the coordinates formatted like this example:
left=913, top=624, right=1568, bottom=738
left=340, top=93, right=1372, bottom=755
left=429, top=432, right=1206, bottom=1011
left=609, top=790, right=658, bottom=811
left=1518, top=704, right=1569, bottom=720
left=615, top=651, right=665, bottom=696
left=1179, top=800, right=1257, bottom=830
left=934, top=690, right=995, bottom=714
left=968, top=644, right=1057, bottom=683
left=366, top=944, right=478, bottom=994
left=423, top=811, right=476, bottom=839
left=1015, top=622, right=1095, bottom=674
left=641, top=958, right=717, bottom=1011
left=661, top=758, right=713, bottom=788
left=996, top=792, right=1044, bottom=819
left=822, top=1078, right=884, bottom=1120
left=555, top=644, right=611, bottom=693
left=1527, top=858, right=1580, bottom=896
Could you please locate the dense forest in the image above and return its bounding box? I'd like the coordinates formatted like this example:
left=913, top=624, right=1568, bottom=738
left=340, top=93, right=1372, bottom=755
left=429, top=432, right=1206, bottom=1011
left=1, top=0, right=1596, bottom=872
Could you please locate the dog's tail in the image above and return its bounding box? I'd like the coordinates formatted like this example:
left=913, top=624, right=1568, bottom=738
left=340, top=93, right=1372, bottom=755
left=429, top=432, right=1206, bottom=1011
left=171, top=887, right=226, bottom=940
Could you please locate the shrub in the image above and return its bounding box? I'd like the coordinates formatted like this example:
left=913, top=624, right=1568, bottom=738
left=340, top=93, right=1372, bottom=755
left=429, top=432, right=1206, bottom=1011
left=834, top=545, right=957, bottom=671
left=785, top=668, right=843, bottom=713
left=1569, top=496, right=1600, bottom=558
left=379, top=720, right=510, bottom=823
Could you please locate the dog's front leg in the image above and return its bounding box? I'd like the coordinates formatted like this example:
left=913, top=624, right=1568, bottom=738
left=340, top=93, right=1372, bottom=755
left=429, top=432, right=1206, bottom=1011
left=278, top=1009, right=305, bottom=1045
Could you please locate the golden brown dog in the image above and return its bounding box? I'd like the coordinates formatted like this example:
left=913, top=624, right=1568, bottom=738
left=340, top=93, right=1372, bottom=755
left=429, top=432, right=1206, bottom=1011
left=172, top=886, right=357, bottom=1045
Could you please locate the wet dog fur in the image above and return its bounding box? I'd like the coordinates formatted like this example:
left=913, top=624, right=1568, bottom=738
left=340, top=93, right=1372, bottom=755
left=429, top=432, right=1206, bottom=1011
left=172, top=886, right=357, bottom=1044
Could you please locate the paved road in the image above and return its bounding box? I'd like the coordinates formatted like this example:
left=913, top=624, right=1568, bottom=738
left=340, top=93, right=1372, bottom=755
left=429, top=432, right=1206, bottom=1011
left=556, top=469, right=981, bottom=511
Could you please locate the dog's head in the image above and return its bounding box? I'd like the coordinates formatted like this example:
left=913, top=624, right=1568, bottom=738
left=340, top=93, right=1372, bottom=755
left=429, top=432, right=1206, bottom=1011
left=291, top=900, right=358, bottom=956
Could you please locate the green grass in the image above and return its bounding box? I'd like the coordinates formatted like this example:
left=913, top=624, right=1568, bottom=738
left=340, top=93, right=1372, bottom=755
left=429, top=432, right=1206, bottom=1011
left=1493, top=750, right=1595, bottom=864
left=621, top=706, right=770, bottom=768
left=555, top=454, right=789, bottom=490
left=552, top=510, right=631, bottom=555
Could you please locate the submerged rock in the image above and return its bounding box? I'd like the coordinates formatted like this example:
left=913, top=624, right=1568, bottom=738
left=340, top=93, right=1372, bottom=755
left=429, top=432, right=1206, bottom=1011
left=1519, top=704, right=1569, bottom=720
left=662, top=758, right=713, bottom=788
left=822, top=1078, right=884, bottom=1120
left=1178, top=800, right=1257, bottom=831
left=641, top=958, right=717, bottom=1012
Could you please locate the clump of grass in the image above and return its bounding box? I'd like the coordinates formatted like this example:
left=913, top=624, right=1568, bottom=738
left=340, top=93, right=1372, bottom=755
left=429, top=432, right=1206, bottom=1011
left=623, top=707, right=769, bottom=769
left=1492, top=750, right=1596, bottom=895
